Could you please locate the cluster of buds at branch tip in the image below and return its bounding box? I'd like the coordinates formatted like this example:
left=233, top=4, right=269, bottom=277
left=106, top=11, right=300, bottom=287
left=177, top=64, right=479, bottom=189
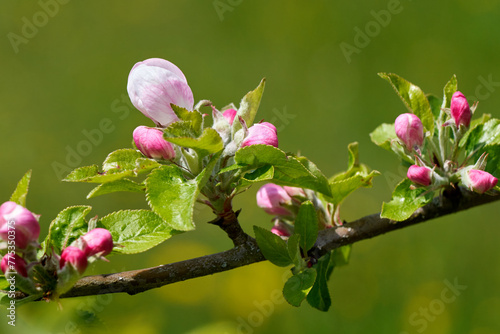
left=133, top=126, right=176, bottom=160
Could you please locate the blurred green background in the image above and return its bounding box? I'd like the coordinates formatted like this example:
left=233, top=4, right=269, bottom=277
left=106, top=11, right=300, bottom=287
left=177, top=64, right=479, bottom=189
left=1, top=1, right=500, bottom=333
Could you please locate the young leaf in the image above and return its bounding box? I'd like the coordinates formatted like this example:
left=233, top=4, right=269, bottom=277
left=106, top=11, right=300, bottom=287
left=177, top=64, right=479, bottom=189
left=86, top=179, right=145, bottom=199
left=99, top=210, right=178, bottom=254
left=164, top=127, right=224, bottom=159
left=333, top=245, right=352, bottom=267
left=442, top=74, right=458, bottom=109
left=283, top=268, right=317, bottom=307
left=370, top=123, right=397, bottom=151
left=427, top=94, right=442, bottom=119
left=381, top=178, right=433, bottom=221
left=146, top=165, right=201, bottom=231
left=0, top=276, right=9, bottom=290
left=329, top=171, right=380, bottom=205
left=232, top=78, right=266, bottom=135
left=462, top=119, right=500, bottom=155
left=102, top=149, right=142, bottom=172
left=294, top=201, right=318, bottom=252
left=378, top=72, right=434, bottom=134
left=306, top=251, right=335, bottom=311
left=253, top=226, right=292, bottom=267
left=63, top=165, right=134, bottom=183
left=170, top=104, right=204, bottom=137
left=9, top=170, right=32, bottom=207
left=44, top=206, right=92, bottom=254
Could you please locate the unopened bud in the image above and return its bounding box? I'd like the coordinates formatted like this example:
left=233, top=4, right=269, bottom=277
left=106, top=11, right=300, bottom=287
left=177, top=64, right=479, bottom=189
left=1, top=253, right=28, bottom=277
left=241, top=122, right=279, bottom=148
left=82, top=228, right=114, bottom=257
left=133, top=126, right=176, bottom=160
left=394, top=113, right=424, bottom=150
left=0, top=201, right=40, bottom=249
left=60, top=246, right=88, bottom=275
left=450, top=91, right=471, bottom=128
left=407, top=165, right=432, bottom=186
left=462, top=169, right=498, bottom=194
left=222, top=108, right=237, bottom=125
left=256, top=183, right=292, bottom=216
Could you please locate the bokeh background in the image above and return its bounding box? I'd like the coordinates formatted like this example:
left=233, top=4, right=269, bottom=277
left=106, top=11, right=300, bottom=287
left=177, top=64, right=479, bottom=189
left=1, top=1, right=500, bottom=333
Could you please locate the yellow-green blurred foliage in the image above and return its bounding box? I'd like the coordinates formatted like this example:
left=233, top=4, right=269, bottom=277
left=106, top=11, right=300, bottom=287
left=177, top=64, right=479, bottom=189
left=1, top=1, right=500, bottom=333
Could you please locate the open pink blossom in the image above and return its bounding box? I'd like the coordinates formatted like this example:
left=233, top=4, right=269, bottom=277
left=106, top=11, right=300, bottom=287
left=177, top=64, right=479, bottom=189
left=241, top=122, right=278, bottom=148
left=127, top=58, right=194, bottom=127
left=133, top=126, right=175, bottom=160
left=0, top=201, right=40, bottom=249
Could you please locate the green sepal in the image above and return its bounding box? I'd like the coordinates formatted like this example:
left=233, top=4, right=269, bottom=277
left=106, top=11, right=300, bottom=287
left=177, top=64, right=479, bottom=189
left=99, top=210, right=178, bottom=254
left=381, top=178, right=434, bottom=221
left=283, top=268, right=317, bottom=307
left=9, top=170, right=32, bottom=207
left=378, top=72, right=434, bottom=134
left=253, top=226, right=292, bottom=267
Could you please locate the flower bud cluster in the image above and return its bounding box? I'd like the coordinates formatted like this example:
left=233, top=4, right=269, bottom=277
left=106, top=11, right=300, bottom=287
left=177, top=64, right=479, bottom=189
left=0, top=201, right=114, bottom=297
left=392, top=91, right=497, bottom=194
left=256, top=183, right=333, bottom=238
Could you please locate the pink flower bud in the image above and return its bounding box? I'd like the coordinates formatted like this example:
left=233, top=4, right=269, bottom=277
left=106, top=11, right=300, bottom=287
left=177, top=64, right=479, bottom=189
left=463, top=169, right=498, bottom=194
left=0, top=201, right=40, bottom=249
left=395, top=113, right=424, bottom=150
left=127, top=58, right=194, bottom=127
left=407, top=165, right=432, bottom=186
left=222, top=108, right=238, bottom=125
left=256, top=183, right=292, bottom=216
left=60, top=246, right=88, bottom=275
left=271, top=221, right=292, bottom=237
left=81, top=228, right=114, bottom=257
left=450, top=91, right=471, bottom=128
left=1, top=253, right=28, bottom=277
left=241, top=122, right=278, bottom=148
left=133, top=126, right=176, bottom=160
left=283, top=186, right=306, bottom=198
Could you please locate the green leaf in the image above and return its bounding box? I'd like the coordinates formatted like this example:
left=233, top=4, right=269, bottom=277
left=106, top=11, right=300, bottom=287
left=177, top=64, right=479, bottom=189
left=287, top=234, right=303, bottom=268
left=283, top=268, right=317, bottom=307
left=0, top=276, right=9, bottom=290
left=63, top=165, right=134, bottom=183
left=232, top=78, right=266, bottom=135
left=171, top=105, right=203, bottom=137
left=294, top=201, right=318, bottom=252
left=165, top=127, right=223, bottom=159
left=378, top=72, right=434, bottom=134
left=381, top=178, right=433, bottom=221
left=235, top=145, right=332, bottom=196
left=370, top=123, right=397, bottom=151
left=442, top=74, right=458, bottom=109
left=44, top=206, right=92, bottom=254
left=102, top=149, right=142, bottom=172
left=146, top=165, right=202, bottom=231
left=329, top=170, right=380, bottom=205
left=306, top=251, right=335, bottom=311
left=99, top=210, right=177, bottom=254
left=427, top=94, right=442, bottom=119
left=9, top=170, right=32, bottom=207
left=135, top=158, right=162, bottom=175
left=253, top=226, right=292, bottom=267
left=462, top=119, right=500, bottom=155
left=87, top=179, right=145, bottom=199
